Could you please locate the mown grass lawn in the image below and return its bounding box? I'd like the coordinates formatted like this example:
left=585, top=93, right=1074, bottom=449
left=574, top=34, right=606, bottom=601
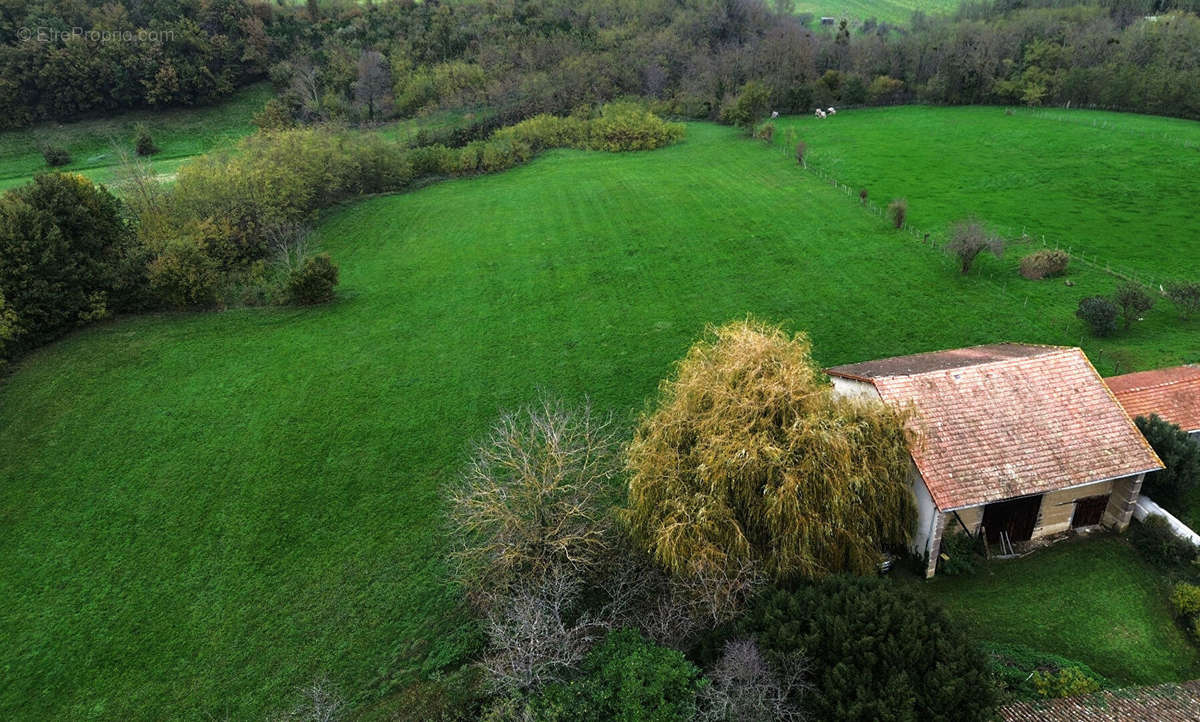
left=773, top=105, right=1200, bottom=280
left=901, top=535, right=1200, bottom=686
left=2, top=119, right=1199, bottom=719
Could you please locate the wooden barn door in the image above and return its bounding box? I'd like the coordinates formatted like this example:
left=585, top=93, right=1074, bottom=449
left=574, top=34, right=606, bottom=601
left=982, top=494, right=1043, bottom=544
left=1071, top=495, right=1109, bottom=528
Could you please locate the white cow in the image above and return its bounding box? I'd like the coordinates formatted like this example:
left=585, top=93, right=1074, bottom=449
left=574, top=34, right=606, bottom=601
left=771, top=110, right=779, bottom=119
left=815, top=109, right=826, bottom=119
left=827, top=107, right=837, bottom=115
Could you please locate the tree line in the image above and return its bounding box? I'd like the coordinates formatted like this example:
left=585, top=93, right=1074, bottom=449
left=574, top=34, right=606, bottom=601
left=4, top=0, right=1200, bottom=131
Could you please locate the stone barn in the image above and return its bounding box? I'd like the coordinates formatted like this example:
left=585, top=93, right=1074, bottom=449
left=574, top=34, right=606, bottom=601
left=1108, top=365, right=1200, bottom=441
left=827, top=343, right=1163, bottom=578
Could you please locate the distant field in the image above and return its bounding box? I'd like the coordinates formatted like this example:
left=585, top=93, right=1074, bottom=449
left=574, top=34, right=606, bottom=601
left=0, top=84, right=272, bottom=192
left=772, top=105, right=1200, bottom=280
left=796, top=0, right=961, bottom=24
left=3, top=119, right=1198, bottom=719
left=0, top=91, right=489, bottom=193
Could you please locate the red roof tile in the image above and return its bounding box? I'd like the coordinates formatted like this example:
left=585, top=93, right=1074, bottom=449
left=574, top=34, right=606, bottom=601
left=832, top=345, right=1162, bottom=510
left=1000, top=680, right=1200, bottom=721
left=1108, top=366, right=1200, bottom=433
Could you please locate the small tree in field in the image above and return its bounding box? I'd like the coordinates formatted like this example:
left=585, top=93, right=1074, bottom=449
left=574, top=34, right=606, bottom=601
left=625, top=320, right=915, bottom=602
left=887, top=198, right=907, bottom=229
left=448, top=397, right=622, bottom=611
left=945, top=216, right=1003, bottom=274
left=1135, top=414, right=1200, bottom=513
left=794, top=141, right=807, bottom=167
left=1076, top=295, right=1119, bottom=337
left=1114, top=281, right=1155, bottom=330
left=1165, top=281, right=1200, bottom=320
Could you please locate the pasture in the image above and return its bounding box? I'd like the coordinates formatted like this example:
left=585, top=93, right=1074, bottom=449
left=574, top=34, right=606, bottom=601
left=2, top=115, right=1199, bottom=718
left=772, top=105, right=1200, bottom=280
left=795, top=0, right=961, bottom=24
left=0, top=84, right=272, bottom=192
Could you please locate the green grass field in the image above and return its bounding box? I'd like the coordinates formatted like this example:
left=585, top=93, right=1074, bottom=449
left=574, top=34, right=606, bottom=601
left=2, top=116, right=1199, bottom=718
left=902, top=535, right=1200, bottom=685
left=795, top=0, right=961, bottom=24
left=773, top=105, right=1200, bottom=281
left=0, top=84, right=273, bottom=192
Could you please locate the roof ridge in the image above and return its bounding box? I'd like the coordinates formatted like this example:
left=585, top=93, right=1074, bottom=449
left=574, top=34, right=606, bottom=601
left=868, top=345, right=1073, bottom=381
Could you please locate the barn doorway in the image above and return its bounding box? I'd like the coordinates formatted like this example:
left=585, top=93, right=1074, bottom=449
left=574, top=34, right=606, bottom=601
left=1072, top=495, right=1110, bottom=528
left=982, top=494, right=1043, bottom=545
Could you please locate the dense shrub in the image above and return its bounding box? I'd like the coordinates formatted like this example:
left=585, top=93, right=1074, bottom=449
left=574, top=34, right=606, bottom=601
left=887, top=198, right=907, bottom=229
left=480, top=137, right=532, bottom=173
left=252, top=97, right=298, bottom=131
left=739, top=577, right=998, bottom=721
left=1165, top=281, right=1200, bottom=320
left=945, top=216, right=1004, bottom=274
left=1019, top=249, right=1069, bottom=280
left=719, top=81, right=771, bottom=129
left=1114, top=282, right=1155, bottom=330
left=937, top=529, right=979, bottom=576
left=408, top=144, right=459, bottom=177
left=1076, top=295, right=1119, bottom=337
left=754, top=123, right=775, bottom=143
left=148, top=238, right=221, bottom=309
left=493, top=114, right=589, bottom=152
left=626, top=320, right=915, bottom=599
left=588, top=103, right=684, bottom=152
left=531, top=628, right=701, bottom=722
left=0, top=290, right=15, bottom=368
left=134, top=124, right=159, bottom=156
left=1031, top=666, right=1102, bottom=699
left=40, top=145, right=72, bottom=167
left=982, top=642, right=1108, bottom=701
left=1170, top=582, right=1200, bottom=639
left=1129, top=515, right=1198, bottom=571
left=286, top=253, right=339, bottom=305
left=1135, top=414, right=1200, bottom=512
left=0, top=173, right=137, bottom=352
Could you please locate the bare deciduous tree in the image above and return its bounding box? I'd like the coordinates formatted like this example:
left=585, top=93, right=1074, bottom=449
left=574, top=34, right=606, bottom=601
left=447, top=396, right=622, bottom=612
left=480, top=571, right=605, bottom=695
left=945, top=216, right=1004, bottom=274
left=353, top=50, right=394, bottom=123
left=290, top=59, right=323, bottom=121
left=699, top=639, right=809, bottom=722
left=666, top=558, right=766, bottom=629
left=264, top=221, right=313, bottom=273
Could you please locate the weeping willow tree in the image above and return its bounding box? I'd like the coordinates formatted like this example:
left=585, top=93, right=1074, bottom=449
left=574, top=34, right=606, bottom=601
left=625, top=320, right=916, bottom=586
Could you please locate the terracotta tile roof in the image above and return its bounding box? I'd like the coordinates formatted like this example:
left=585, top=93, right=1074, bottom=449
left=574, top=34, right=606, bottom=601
left=1000, top=680, right=1200, bottom=721
left=1107, top=366, right=1200, bottom=433
left=831, top=345, right=1163, bottom=510
left=826, top=343, right=1054, bottom=381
